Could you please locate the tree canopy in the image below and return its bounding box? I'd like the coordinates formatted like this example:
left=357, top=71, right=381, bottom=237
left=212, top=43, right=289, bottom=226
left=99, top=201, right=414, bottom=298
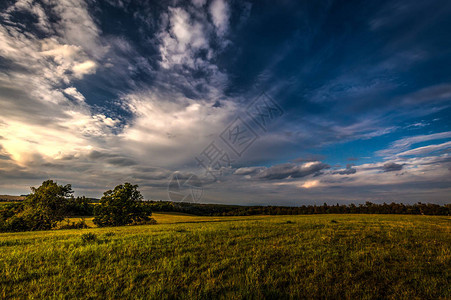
left=21, top=180, right=74, bottom=230
left=93, top=183, right=153, bottom=227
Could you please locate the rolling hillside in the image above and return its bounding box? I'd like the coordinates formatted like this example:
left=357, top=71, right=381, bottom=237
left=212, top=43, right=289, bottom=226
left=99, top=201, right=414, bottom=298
left=1, top=213, right=450, bottom=298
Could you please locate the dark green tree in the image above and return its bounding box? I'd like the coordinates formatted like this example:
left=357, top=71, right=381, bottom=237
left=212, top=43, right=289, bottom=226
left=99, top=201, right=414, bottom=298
left=66, top=196, right=93, bottom=216
left=93, top=183, right=153, bottom=227
left=21, top=180, right=74, bottom=230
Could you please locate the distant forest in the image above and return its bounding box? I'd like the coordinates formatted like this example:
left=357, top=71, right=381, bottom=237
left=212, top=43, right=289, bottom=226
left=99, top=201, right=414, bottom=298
left=2, top=198, right=450, bottom=216
left=147, top=201, right=451, bottom=216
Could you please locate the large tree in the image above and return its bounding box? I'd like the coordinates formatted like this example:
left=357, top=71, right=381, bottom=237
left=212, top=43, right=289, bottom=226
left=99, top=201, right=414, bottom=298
left=21, top=180, right=74, bottom=230
left=93, top=183, right=153, bottom=227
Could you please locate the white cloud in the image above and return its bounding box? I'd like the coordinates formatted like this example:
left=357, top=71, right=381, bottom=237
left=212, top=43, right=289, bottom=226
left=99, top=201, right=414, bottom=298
left=272, top=179, right=321, bottom=189
left=118, top=90, right=237, bottom=168
left=159, top=7, right=210, bottom=69
left=376, top=131, right=451, bottom=157
left=396, top=141, right=451, bottom=156
left=63, top=87, right=86, bottom=102
left=41, top=40, right=82, bottom=59
left=301, top=180, right=319, bottom=188
left=47, top=0, right=106, bottom=59
left=209, top=0, right=230, bottom=36
left=72, top=60, right=97, bottom=78
left=192, top=0, right=207, bottom=7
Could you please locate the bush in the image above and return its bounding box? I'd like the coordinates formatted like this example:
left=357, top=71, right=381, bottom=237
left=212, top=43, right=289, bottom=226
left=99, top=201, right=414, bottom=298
left=58, top=220, right=89, bottom=230
left=80, top=233, right=97, bottom=243
left=0, top=202, right=23, bottom=221
left=1, top=215, right=30, bottom=232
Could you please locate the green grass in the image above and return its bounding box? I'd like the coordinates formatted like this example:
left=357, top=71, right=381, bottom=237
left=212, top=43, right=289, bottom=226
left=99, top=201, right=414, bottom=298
left=0, top=201, right=20, bottom=206
left=1, top=214, right=450, bottom=299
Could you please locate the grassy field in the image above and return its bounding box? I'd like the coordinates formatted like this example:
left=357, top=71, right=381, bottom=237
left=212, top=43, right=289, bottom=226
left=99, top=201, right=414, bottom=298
left=0, top=213, right=450, bottom=299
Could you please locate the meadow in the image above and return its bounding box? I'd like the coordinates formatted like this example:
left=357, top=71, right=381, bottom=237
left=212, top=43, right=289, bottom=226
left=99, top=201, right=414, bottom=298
left=0, top=213, right=450, bottom=299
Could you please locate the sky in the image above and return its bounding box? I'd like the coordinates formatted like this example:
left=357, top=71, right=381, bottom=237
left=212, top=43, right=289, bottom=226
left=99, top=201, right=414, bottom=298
left=0, top=0, right=450, bottom=205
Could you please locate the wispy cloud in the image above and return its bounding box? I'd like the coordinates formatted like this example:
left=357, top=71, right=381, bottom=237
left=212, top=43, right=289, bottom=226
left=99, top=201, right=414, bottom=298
left=376, top=132, right=451, bottom=157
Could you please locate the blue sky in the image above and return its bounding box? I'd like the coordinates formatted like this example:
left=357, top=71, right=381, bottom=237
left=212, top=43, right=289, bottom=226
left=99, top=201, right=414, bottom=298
left=0, top=0, right=450, bottom=205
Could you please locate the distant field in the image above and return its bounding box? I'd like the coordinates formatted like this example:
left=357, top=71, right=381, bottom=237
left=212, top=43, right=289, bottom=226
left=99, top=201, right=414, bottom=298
left=66, top=212, right=271, bottom=227
left=0, top=195, right=25, bottom=202
left=1, top=214, right=450, bottom=299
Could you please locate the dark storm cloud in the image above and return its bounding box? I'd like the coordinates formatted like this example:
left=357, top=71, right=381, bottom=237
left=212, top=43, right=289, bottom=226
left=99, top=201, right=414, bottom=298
left=105, top=157, right=137, bottom=166
left=0, top=168, right=48, bottom=180
left=234, top=162, right=330, bottom=180
left=86, top=151, right=137, bottom=166
left=382, top=162, right=403, bottom=172
left=258, top=162, right=330, bottom=180
left=292, top=154, right=326, bottom=163
left=333, top=164, right=357, bottom=175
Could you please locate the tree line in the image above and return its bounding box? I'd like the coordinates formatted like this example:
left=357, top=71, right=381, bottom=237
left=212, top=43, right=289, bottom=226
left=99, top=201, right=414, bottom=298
left=145, top=200, right=451, bottom=216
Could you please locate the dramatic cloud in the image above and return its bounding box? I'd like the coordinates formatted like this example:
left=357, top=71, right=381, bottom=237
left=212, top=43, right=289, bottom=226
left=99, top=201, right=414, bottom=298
left=0, top=0, right=450, bottom=205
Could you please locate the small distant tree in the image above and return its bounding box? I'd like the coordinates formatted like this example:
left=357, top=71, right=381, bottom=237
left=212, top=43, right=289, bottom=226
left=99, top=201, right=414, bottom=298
left=93, top=183, right=153, bottom=227
left=21, top=180, right=74, bottom=230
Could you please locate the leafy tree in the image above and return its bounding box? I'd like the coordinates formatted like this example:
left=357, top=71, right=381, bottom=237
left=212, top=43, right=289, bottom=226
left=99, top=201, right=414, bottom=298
left=93, top=183, right=153, bottom=227
left=20, top=180, right=74, bottom=230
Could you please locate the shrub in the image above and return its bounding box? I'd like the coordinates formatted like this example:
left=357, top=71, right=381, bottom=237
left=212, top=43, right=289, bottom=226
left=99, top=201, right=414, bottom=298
left=58, top=220, right=89, bottom=230
left=80, top=233, right=97, bottom=243
left=1, top=215, right=30, bottom=232
left=0, top=203, right=27, bottom=232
